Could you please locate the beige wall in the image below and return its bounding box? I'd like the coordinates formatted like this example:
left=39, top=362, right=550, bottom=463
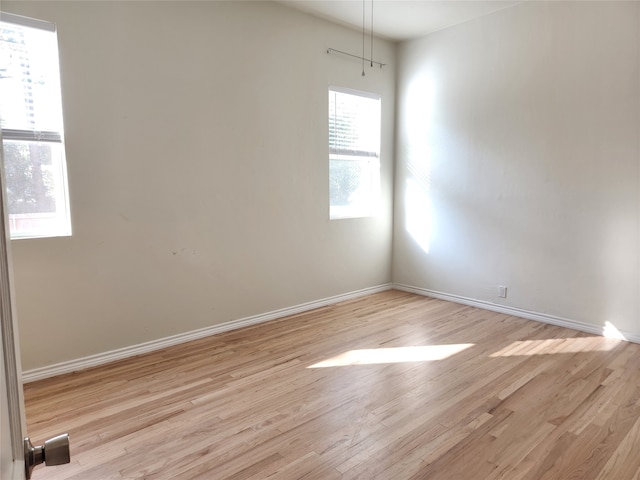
left=2, top=1, right=396, bottom=371
left=393, top=2, right=640, bottom=337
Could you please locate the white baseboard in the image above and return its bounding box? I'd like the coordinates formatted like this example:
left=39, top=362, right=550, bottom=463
left=22, top=283, right=393, bottom=383
left=394, top=283, right=640, bottom=344
left=24, top=282, right=637, bottom=383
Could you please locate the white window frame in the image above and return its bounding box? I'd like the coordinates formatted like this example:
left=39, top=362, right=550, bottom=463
left=0, top=12, right=71, bottom=239
left=329, top=87, right=381, bottom=220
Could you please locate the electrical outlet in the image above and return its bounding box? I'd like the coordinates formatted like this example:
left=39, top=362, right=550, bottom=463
left=498, top=285, right=507, bottom=298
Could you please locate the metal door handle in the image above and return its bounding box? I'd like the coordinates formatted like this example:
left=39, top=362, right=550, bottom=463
left=24, top=433, right=70, bottom=479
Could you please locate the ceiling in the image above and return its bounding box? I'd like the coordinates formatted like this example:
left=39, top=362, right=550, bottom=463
left=277, top=0, right=522, bottom=42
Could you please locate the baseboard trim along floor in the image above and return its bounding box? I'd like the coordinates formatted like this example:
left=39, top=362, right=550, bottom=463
left=21, top=284, right=393, bottom=382
left=23, top=282, right=639, bottom=382
left=394, top=283, right=640, bottom=345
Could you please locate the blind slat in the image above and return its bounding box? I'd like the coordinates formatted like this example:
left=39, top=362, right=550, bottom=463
left=0, top=12, right=55, bottom=32
left=1, top=129, right=61, bottom=142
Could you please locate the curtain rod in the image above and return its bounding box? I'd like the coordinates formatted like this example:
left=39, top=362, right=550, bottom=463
left=326, top=48, right=386, bottom=69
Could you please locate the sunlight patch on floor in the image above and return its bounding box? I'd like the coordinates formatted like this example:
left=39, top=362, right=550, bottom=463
left=490, top=336, right=620, bottom=357
left=308, top=344, right=474, bottom=368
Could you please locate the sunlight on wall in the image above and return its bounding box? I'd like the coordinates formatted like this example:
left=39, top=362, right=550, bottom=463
left=308, top=344, right=474, bottom=368
left=490, top=337, right=620, bottom=357
left=403, top=74, right=436, bottom=253
left=405, top=178, right=432, bottom=253
left=603, top=321, right=627, bottom=341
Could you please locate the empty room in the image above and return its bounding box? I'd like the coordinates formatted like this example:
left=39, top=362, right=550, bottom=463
left=1, top=0, right=639, bottom=479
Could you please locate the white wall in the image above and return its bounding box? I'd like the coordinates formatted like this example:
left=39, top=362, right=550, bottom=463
left=393, top=2, right=640, bottom=337
left=2, top=1, right=396, bottom=371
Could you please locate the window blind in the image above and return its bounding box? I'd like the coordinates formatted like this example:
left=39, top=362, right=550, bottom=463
left=329, top=89, right=381, bottom=158
left=0, top=13, right=63, bottom=140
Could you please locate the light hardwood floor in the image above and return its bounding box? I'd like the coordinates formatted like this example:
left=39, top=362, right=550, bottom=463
left=24, top=290, right=640, bottom=479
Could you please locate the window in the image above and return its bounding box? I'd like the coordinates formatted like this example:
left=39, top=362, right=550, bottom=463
left=329, top=87, right=381, bottom=219
left=0, top=12, right=71, bottom=239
